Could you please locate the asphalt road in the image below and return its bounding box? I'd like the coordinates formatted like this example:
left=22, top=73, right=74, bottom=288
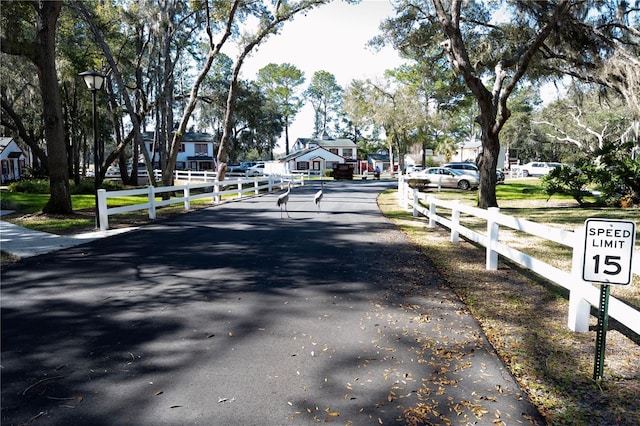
left=1, top=180, right=544, bottom=425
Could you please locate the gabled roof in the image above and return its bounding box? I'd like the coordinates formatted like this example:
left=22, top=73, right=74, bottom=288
left=141, top=131, right=215, bottom=143
left=294, top=137, right=357, bottom=149
left=281, top=146, right=345, bottom=162
left=0, top=137, right=15, bottom=153
left=0, top=137, right=23, bottom=155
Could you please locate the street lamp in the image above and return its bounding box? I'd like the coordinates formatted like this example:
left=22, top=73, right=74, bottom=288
left=79, top=69, right=105, bottom=228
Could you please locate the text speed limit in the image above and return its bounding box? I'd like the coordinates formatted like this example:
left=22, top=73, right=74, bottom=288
left=583, top=218, right=636, bottom=285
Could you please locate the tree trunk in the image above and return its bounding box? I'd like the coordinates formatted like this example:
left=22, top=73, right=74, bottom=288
left=477, top=130, right=499, bottom=208
left=37, top=1, right=72, bottom=214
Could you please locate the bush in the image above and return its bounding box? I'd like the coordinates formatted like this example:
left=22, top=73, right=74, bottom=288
left=7, top=178, right=123, bottom=195
left=8, top=179, right=50, bottom=194
left=541, top=165, right=593, bottom=206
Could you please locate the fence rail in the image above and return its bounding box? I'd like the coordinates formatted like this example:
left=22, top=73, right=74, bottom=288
left=97, top=175, right=303, bottom=231
left=397, top=177, right=640, bottom=335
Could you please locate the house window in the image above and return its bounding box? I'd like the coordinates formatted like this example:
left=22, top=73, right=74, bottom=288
left=329, top=149, right=338, bottom=155
left=1, top=160, right=8, bottom=175
left=179, top=143, right=186, bottom=153
left=195, top=143, right=208, bottom=155
left=297, top=161, right=309, bottom=170
left=343, top=149, right=353, bottom=158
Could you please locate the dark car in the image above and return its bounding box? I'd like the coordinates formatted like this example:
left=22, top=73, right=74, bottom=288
left=332, top=163, right=354, bottom=180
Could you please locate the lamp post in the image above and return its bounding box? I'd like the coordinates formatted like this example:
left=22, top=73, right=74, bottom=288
left=79, top=69, right=105, bottom=228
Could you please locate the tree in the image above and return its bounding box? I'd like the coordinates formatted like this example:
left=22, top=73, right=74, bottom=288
left=1, top=1, right=72, bottom=213
left=215, top=0, right=339, bottom=180
left=537, top=88, right=639, bottom=204
left=343, top=76, right=423, bottom=172
left=0, top=55, right=48, bottom=176
left=304, top=70, right=343, bottom=138
left=256, top=63, right=305, bottom=155
left=379, top=0, right=636, bottom=208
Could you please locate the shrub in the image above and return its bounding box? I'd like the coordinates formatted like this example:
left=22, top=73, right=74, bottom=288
left=540, top=165, right=591, bottom=205
left=8, top=179, right=50, bottom=194
left=8, top=178, right=123, bottom=195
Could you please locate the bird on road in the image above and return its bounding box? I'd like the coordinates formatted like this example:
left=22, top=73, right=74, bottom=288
left=277, top=181, right=292, bottom=218
left=314, top=180, right=324, bottom=212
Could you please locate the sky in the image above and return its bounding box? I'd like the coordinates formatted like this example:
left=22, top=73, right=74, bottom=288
left=231, top=0, right=406, bottom=152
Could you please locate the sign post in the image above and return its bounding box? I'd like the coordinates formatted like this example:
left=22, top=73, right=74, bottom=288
left=582, top=218, right=636, bottom=381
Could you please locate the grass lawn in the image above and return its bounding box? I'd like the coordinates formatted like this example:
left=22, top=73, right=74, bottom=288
left=379, top=180, right=640, bottom=425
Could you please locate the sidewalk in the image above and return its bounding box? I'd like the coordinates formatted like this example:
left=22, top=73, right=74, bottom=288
left=0, top=210, right=135, bottom=259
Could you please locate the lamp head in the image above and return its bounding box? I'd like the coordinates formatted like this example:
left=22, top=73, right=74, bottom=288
left=79, top=69, right=105, bottom=91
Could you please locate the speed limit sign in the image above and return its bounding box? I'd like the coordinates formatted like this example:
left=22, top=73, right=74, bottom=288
left=583, top=218, right=636, bottom=285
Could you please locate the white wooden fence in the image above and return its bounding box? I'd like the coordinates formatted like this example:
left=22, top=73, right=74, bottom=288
left=97, top=174, right=303, bottom=231
left=397, top=178, right=640, bottom=335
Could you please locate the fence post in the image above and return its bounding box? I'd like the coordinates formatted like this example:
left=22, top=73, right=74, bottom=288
left=214, top=180, right=220, bottom=204
left=148, top=185, right=156, bottom=219
left=428, top=196, right=436, bottom=228
left=184, top=185, right=190, bottom=211
left=486, top=207, right=500, bottom=270
left=412, top=188, right=419, bottom=217
left=450, top=200, right=460, bottom=243
left=98, top=189, right=109, bottom=231
left=255, top=180, right=259, bottom=195
left=401, top=178, right=408, bottom=211
left=568, top=226, right=591, bottom=332
left=237, top=178, right=242, bottom=198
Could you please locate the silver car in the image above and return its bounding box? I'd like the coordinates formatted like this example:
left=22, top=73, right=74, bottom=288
left=413, top=167, right=479, bottom=190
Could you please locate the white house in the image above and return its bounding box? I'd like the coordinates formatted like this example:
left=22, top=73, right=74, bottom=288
left=281, top=146, right=346, bottom=173
left=292, top=136, right=357, bottom=161
left=0, top=137, right=26, bottom=184
left=142, top=132, right=216, bottom=171
left=455, top=136, right=506, bottom=169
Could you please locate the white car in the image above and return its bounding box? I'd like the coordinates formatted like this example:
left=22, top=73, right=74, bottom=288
left=405, top=165, right=423, bottom=175
left=514, top=162, right=561, bottom=177
left=412, top=167, right=479, bottom=190
left=246, top=164, right=265, bottom=176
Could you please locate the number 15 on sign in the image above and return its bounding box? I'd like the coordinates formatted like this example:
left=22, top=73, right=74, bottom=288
left=583, top=219, right=636, bottom=285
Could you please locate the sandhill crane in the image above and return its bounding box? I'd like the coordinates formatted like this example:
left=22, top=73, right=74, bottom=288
left=314, top=180, right=324, bottom=212
left=277, top=181, right=292, bottom=218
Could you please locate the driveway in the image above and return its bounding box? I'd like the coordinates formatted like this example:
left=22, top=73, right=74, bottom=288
left=1, top=180, right=544, bottom=425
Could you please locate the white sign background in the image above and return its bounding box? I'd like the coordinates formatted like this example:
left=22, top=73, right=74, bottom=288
left=583, top=218, right=636, bottom=285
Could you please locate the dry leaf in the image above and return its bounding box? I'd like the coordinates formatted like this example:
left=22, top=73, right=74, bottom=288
left=325, top=408, right=340, bottom=417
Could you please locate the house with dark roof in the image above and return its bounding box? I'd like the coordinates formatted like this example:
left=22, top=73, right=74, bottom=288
left=280, top=146, right=346, bottom=173
left=292, top=136, right=357, bottom=161
left=0, top=137, right=26, bottom=183
left=142, top=132, right=217, bottom=171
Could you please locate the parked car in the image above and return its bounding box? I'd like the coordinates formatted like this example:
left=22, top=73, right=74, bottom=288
left=332, top=163, right=354, bottom=180
left=443, top=162, right=505, bottom=183
left=412, top=167, right=479, bottom=190
left=228, top=161, right=264, bottom=174
left=405, top=165, right=423, bottom=175
left=513, top=161, right=561, bottom=177
left=105, top=163, right=149, bottom=178
left=246, top=163, right=265, bottom=176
